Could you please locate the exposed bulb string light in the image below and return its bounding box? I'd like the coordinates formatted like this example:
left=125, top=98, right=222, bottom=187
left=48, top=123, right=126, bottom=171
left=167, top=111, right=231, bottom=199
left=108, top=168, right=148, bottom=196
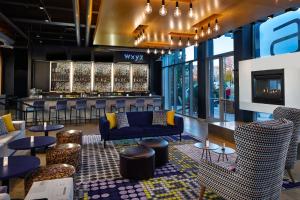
left=161, top=49, right=165, bottom=55
left=168, top=48, right=172, bottom=55
left=188, top=1, right=193, bottom=18
left=194, top=41, right=198, bottom=47
left=170, top=37, right=174, bottom=45
left=159, top=0, right=167, bottom=16
left=207, top=23, right=212, bottom=35
left=174, top=1, right=181, bottom=17
left=144, top=0, right=152, bottom=14
left=201, top=26, right=205, bottom=37
left=178, top=37, right=182, bottom=46
left=147, top=48, right=151, bottom=54
left=214, top=19, right=220, bottom=32
left=154, top=49, right=158, bottom=54
left=186, top=38, right=190, bottom=46
left=194, top=29, right=199, bottom=40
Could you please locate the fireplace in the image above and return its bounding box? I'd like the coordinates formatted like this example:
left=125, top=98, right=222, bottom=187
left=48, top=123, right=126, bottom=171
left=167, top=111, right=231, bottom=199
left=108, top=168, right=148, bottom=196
left=251, top=69, right=284, bottom=105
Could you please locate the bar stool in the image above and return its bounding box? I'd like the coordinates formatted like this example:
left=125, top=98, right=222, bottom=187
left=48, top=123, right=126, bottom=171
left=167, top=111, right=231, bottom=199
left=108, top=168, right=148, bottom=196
left=147, top=98, right=162, bottom=111
left=90, top=99, right=106, bottom=120
left=111, top=99, right=126, bottom=113
left=130, top=99, right=145, bottom=112
left=25, top=100, right=45, bottom=125
left=49, top=100, right=67, bottom=124
left=70, top=99, right=87, bottom=124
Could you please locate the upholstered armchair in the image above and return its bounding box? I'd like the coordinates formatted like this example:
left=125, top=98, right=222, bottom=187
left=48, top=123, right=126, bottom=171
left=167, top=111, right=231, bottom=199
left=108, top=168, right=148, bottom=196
left=273, top=106, right=300, bottom=182
left=198, top=119, right=293, bottom=200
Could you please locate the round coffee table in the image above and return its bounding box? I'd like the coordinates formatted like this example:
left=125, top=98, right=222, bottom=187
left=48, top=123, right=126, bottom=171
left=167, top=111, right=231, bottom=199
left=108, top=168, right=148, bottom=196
left=213, top=147, right=236, bottom=162
left=29, top=124, right=64, bottom=136
left=8, top=136, right=56, bottom=156
left=194, top=142, right=220, bottom=162
left=0, top=156, right=40, bottom=192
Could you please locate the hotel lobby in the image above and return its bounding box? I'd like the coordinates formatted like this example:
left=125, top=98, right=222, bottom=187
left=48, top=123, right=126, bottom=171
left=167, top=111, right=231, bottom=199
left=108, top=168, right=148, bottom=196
left=0, top=0, right=300, bottom=199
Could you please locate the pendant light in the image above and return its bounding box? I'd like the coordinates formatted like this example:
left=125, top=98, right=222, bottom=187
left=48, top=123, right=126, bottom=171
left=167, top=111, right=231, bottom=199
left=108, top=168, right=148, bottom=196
left=178, top=37, right=182, bottom=46
left=147, top=48, right=151, bottom=54
left=154, top=49, right=158, bottom=54
left=134, top=37, right=138, bottom=46
left=187, top=38, right=191, bottom=46
left=188, top=1, right=193, bottom=18
left=207, top=23, right=212, bottom=35
left=194, top=41, right=198, bottom=47
left=170, top=37, right=174, bottom=45
left=194, top=29, right=199, bottom=40
left=201, top=26, right=205, bottom=37
left=168, top=48, right=172, bottom=55
left=145, top=0, right=152, bottom=14
left=174, top=0, right=181, bottom=17
left=159, top=0, right=167, bottom=16
left=161, top=49, right=165, bottom=55
left=214, top=19, right=220, bottom=32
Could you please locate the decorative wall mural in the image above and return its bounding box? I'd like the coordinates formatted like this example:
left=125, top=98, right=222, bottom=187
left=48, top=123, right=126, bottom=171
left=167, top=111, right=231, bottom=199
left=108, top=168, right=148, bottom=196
left=94, top=63, right=112, bottom=92
left=50, top=61, right=70, bottom=92
left=113, top=63, right=131, bottom=92
left=72, top=62, right=91, bottom=92
left=132, top=64, right=148, bottom=91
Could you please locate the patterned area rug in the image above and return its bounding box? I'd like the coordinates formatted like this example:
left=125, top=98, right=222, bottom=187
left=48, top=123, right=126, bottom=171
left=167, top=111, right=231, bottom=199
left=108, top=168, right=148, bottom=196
left=74, top=135, right=299, bottom=200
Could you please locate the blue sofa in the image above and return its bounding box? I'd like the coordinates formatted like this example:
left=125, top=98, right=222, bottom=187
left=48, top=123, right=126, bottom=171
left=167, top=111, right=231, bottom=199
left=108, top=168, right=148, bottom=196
left=99, top=111, right=184, bottom=147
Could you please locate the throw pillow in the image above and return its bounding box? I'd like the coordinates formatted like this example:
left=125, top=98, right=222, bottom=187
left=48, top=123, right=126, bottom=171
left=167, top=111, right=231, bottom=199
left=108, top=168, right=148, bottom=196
left=116, top=113, right=129, bottom=129
left=166, top=110, right=175, bottom=126
left=152, top=111, right=167, bottom=126
left=1, top=114, right=15, bottom=132
left=0, top=118, right=8, bottom=136
left=106, top=113, right=117, bottom=129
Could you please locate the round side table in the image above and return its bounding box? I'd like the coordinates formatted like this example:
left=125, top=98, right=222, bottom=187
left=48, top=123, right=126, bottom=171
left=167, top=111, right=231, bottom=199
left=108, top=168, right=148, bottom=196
left=29, top=124, right=64, bottom=136
left=213, top=147, right=236, bottom=162
left=194, top=142, right=220, bottom=162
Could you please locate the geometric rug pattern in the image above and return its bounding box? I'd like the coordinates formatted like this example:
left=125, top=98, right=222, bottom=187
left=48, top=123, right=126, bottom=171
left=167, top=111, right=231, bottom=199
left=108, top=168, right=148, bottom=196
left=74, top=134, right=300, bottom=200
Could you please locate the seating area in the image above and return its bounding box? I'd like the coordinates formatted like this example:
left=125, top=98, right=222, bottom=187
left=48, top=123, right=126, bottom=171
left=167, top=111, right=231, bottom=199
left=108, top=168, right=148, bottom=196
left=1, top=1, right=300, bottom=200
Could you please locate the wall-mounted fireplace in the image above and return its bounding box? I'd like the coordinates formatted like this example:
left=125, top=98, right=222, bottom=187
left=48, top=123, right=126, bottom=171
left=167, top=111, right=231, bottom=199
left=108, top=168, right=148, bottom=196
left=251, top=69, right=284, bottom=105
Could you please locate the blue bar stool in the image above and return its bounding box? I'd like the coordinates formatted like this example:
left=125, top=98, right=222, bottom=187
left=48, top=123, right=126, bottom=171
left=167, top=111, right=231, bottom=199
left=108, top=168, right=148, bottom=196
left=130, top=99, right=145, bottom=112
left=90, top=99, right=106, bottom=120
left=25, top=100, right=45, bottom=125
left=49, top=100, right=68, bottom=124
left=70, top=99, right=87, bottom=124
left=147, top=98, right=162, bottom=111
left=111, top=99, right=126, bottom=113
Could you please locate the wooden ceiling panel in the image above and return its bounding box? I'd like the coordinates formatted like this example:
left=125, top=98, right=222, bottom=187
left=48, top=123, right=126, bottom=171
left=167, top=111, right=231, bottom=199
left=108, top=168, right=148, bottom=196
left=93, top=0, right=300, bottom=48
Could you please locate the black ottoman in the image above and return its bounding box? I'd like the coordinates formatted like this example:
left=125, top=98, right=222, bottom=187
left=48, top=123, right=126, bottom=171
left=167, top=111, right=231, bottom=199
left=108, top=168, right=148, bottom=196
left=119, top=146, right=155, bottom=180
left=139, top=138, right=169, bottom=167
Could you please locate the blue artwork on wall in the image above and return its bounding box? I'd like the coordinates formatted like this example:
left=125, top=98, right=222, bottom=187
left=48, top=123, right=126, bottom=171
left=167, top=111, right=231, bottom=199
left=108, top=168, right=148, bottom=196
left=260, top=9, right=300, bottom=57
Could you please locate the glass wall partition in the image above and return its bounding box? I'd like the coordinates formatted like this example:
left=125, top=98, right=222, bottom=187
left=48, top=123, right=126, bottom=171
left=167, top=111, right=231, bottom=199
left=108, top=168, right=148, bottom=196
left=162, top=46, right=198, bottom=117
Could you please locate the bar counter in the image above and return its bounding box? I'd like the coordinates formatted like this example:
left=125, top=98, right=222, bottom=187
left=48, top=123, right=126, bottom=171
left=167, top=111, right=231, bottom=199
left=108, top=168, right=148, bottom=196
left=18, top=95, right=162, bottom=122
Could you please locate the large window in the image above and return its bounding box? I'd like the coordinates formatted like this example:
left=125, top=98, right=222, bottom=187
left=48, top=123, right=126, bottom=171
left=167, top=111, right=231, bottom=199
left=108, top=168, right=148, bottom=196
left=207, top=34, right=235, bottom=121
left=162, top=46, right=198, bottom=117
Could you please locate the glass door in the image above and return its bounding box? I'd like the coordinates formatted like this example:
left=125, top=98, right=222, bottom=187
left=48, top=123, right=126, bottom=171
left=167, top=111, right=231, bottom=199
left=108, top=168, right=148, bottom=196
left=208, top=55, right=235, bottom=121
left=183, top=63, right=191, bottom=115
left=175, top=64, right=183, bottom=113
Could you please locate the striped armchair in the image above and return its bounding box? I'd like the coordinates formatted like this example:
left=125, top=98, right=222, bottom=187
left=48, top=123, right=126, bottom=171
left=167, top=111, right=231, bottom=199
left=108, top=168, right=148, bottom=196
left=273, top=106, right=300, bottom=182
left=198, top=119, right=293, bottom=200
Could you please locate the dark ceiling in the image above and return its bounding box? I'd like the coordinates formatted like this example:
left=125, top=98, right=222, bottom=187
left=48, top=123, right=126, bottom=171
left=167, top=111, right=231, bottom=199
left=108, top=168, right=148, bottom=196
left=0, top=0, right=100, bottom=46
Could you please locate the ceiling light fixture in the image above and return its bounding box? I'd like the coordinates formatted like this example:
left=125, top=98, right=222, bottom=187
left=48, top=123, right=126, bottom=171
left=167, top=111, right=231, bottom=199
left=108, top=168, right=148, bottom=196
left=178, top=37, right=182, bottom=46
left=145, top=0, right=152, bottom=14
left=187, top=38, right=191, bottom=46
left=161, top=49, right=165, bottom=55
left=168, top=48, right=172, bottom=55
left=174, top=1, right=181, bottom=17
left=207, top=23, right=212, bottom=35
left=188, top=1, right=193, bottom=18
left=201, top=26, right=205, bottom=37
left=194, top=41, right=198, bottom=47
left=134, top=37, right=138, bottom=46
left=214, top=19, right=220, bottom=32
left=194, top=29, right=199, bottom=40
left=154, top=49, right=158, bottom=54
left=39, top=6, right=44, bottom=10
left=147, top=48, right=151, bottom=54
left=170, top=37, right=174, bottom=45
left=159, top=0, right=167, bottom=16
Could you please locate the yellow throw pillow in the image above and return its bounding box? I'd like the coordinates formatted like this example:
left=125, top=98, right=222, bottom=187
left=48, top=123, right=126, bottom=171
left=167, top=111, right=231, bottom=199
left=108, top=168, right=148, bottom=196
left=106, top=113, right=117, bottom=129
left=2, top=113, right=16, bottom=132
left=166, top=110, right=175, bottom=126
